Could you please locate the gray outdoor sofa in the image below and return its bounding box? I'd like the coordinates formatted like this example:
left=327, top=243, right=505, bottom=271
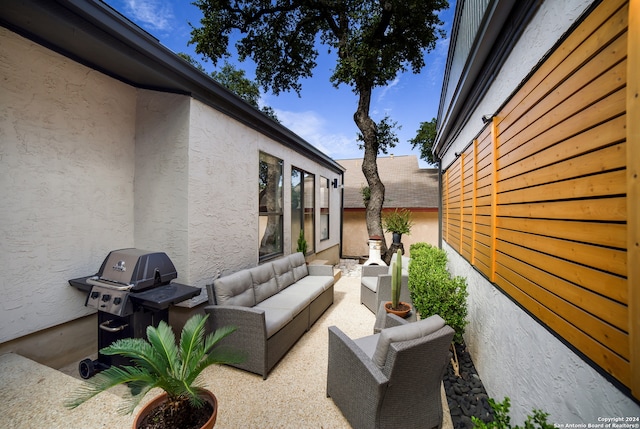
left=205, top=252, right=334, bottom=379
left=360, top=255, right=412, bottom=313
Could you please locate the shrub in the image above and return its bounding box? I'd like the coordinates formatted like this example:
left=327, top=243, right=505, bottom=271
left=408, top=243, right=468, bottom=344
left=382, top=208, right=414, bottom=235
left=472, top=397, right=554, bottom=429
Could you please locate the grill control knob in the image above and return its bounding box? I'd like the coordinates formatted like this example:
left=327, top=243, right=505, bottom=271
left=101, top=294, right=111, bottom=302
left=113, top=297, right=122, bottom=305
left=90, top=291, right=100, bottom=299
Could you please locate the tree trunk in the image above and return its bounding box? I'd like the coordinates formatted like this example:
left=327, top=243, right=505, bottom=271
left=353, top=85, right=388, bottom=257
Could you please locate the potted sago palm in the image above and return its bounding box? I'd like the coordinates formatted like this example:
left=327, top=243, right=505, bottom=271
left=64, top=314, right=245, bottom=429
left=384, top=250, right=411, bottom=318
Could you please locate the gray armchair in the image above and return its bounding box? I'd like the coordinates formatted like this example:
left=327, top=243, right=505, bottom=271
left=360, top=259, right=412, bottom=314
left=327, top=314, right=454, bottom=429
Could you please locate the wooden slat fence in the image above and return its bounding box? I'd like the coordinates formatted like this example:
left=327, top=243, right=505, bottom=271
left=442, top=0, right=638, bottom=395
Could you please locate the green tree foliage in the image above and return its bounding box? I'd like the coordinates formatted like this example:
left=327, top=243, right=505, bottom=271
left=178, top=53, right=279, bottom=121
left=410, top=117, right=438, bottom=165
left=189, top=0, right=448, bottom=256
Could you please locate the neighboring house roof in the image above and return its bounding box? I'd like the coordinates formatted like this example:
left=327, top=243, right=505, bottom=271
left=337, top=155, right=439, bottom=209
left=0, top=0, right=344, bottom=174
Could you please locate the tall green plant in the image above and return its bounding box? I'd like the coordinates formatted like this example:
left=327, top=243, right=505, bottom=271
left=296, top=229, right=307, bottom=255
left=65, top=314, right=244, bottom=417
left=408, top=243, right=468, bottom=344
left=391, top=250, right=402, bottom=309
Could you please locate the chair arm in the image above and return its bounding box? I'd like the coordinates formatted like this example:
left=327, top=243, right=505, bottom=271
left=204, top=305, right=268, bottom=375
left=384, top=313, right=409, bottom=328
left=361, top=265, right=389, bottom=277
left=327, top=326, right=388, bottom=425
left=307, top=264, right=334, bottom=277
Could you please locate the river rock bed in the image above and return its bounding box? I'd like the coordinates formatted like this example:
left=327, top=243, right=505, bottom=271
left=444, top=342, right=495, bottom=429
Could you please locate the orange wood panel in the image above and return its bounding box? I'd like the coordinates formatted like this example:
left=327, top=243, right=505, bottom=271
left=627, top=0, right=640, bottom=399
left=499, top=168, right=627, bottom=204
left=497, top=0, right=627, bottom=129
left=498, top=115, right=626, bottom=183
left=498, top=197, right=626, bottom=222
left=497, top=217, right=627, bottom=249
left=494, top=270, right=630, bottom=386
left=496, top=256, right=628, bottom=356
left=497, top=240, right=627, bottom=305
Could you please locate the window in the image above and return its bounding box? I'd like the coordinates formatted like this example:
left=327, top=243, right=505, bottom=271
left=259, top=152, right=283, bottom=260
left=320, top=177, right=329, bottom=240
left=291, top=168, right=314, bottom=254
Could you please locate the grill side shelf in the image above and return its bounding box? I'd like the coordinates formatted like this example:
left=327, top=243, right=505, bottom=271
left=69, top=276, right=96, bottom=293
left=129, top=283, right=201, bottom=310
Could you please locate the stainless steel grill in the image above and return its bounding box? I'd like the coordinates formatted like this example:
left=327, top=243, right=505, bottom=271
left=69, top=248, right=200, bottom=378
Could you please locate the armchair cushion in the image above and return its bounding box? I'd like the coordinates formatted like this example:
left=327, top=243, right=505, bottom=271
left=372, top=314, right=446, bottom=368
left=353, top=334, right=379, bottom=359
left=213, top=270, right=255, bottom=306
left=360, top=276, right=378, bottom=292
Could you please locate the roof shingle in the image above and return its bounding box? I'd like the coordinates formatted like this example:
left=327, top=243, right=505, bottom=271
left=337, top=155, right=439, bottom=209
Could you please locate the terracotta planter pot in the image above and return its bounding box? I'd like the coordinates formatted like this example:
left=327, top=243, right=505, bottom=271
left=384, top=301, right=411, bottom=318
left=133, top=389, right=217, bottom=429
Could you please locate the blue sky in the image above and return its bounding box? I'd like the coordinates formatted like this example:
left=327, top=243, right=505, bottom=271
left=103, top=0, right=455, bottom=167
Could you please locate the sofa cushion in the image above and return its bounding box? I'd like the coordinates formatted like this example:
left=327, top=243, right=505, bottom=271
left=294, top=275, right=334, bottom=291
left=289, top=252, right=308, bottom=282
left=256, top=307, right=294, bottom=338
left=273, top=257, right=295, bottom=291
left=372, top=315, right=446, bottom=368
left=256, top=292, right=308, bottom=316
left=250, top=263, right=279, bottom=303
left=279, top=281, right=325, bottom=306
left=213, top=270, right=255, bottom=307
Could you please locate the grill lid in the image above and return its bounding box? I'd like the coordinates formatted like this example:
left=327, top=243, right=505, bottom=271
left=89, top=248, right=178, bottom=292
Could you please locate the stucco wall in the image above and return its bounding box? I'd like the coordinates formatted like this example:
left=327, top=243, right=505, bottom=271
left=0, top=28, right=137, bottom=342
left=439, top=0, right=640, bottom=423
left=134, top=90, right=190, bottom=280
left=445, top=242, right=640, bottom=423
left=342, top=210, right=439, bottom=258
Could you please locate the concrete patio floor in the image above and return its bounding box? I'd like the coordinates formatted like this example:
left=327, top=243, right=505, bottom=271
left=0, top=268, right=453, bottom=428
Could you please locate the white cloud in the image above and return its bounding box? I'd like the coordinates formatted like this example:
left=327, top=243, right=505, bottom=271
left=275, top=109, right=360, bottom=159
left=122, top=0, right=174, bottom=31
left=376, top=76, right=400, bottom=104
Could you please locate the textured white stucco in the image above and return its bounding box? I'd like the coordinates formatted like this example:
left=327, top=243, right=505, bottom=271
left=0, top=28, right=137, bottom=342
left=1, top=24, right=343, bottom=339
left=445, top=243, right=640, bottom=424
left=438, top=0, right=640, bottom=423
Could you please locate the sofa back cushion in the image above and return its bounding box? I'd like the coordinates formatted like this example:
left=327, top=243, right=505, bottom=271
left=273, top=257, right=295, bottom=291
left=289, top=252, right=308, bottom=282
left=372, top=314, right=446, bottom=368
left=213, top=270, right=255, bottom=307
left=251, top=263, right=279, bottom=303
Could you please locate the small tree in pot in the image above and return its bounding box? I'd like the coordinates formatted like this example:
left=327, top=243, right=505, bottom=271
left=382, top=208, right=414, bottom=244
left=65, top=314, right=244, bottom=429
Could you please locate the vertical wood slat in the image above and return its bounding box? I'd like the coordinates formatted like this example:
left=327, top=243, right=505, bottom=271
left=490, top=117, right=499, bottom=282
left=472, top=139, right=478, bottom=265
left=627, top=0, right=640, bottom=399
left=460, top=153, right=465, bottom=253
